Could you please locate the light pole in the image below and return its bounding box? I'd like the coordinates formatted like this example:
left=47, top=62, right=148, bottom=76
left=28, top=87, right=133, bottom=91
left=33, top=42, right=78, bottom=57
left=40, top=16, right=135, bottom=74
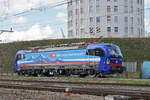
left=0, top=28, right=14, bottom=43
left=0, top=28, right=14, bottom=35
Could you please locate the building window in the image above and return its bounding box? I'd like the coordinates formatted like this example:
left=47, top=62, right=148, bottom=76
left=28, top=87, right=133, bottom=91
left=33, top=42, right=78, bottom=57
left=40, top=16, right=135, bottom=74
left=107, top=27, right=111, bottom=32
left=131, top=27, right=134, bottom=33
left=80, top=0, right=83, bottom=3
left=89, top=0, right=94, bottom=3
left=76, top=19, right=78, bottom=26
left=114, top=16, right=118, bottom=23
left=96, top=0, right=100, bottom=2
left=90, top=17, right=94, bottom=23
left=69, top=30, right=73, bottom=37
left=76, top=0, right=80, bottom=4
left=80, top=18, right=84, bottom=25
left=125, top=27, right=128, bottom=33
left=124, top=0, right=128, bottom=13
left=141, top=15, right=143, bottom=25
left=138, top=8, right=140, bottom=15
left=137, top=0, right=139, bottom=4
left=138, top=28, right=140, bottom=36
left=76, top=27, right=79, bottom=35
left=70, top=30, right=73, bottom=37
left=124, top=16, right=128, bottom=23
left=137, top=17, right=140, bottom=24
left=80, top=8, right=84, bottom=14
left=96, top=17, right=100, bottom=23
left=80, top=28, right=84, bottom=33
left=68, top=11, right=72, bottom=17
left=75, top=9, right=79, bottom=15
left=107, top=0, right=111, bottom=2
left=131, top=17, right=133, bottom=25
left=107, top=16, right=111, bottom=22
left=68, top=0, right=72, bottom=5
left=131, top=7, right=133, bottom=13
left=124, top=0, right=128, bottom=4
left=114, top=27, right=118, bottom=32
left=96, top=5, right=100, bottom=12
left=89, top=6, right=94, bottom=13
left=130, top=0, right=133, bottom=13
left=124, top=6, right=128, bottom=13
left=107, top=6, right=111, bottom=12
left=114, top=6, right=118, bottom=12
left=140, top=0, right=142, bottom=5
left=114, top=0, right=118, bottom=2
left=68, top=20, right=73, bottom=28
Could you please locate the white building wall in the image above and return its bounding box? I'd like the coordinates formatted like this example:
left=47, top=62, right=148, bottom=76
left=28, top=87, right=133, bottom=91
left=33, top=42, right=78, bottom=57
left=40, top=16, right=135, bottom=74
left=68, top=0, right=145, bottom=38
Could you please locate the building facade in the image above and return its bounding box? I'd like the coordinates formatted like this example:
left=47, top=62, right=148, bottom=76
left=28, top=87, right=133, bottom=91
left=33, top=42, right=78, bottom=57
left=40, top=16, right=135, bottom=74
left=67, top=0, right=145, bottom=38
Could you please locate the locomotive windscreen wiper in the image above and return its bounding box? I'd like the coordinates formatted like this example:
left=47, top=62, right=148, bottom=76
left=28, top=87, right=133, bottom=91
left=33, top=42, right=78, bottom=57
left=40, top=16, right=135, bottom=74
left=110, top=55, right=122, bottom=58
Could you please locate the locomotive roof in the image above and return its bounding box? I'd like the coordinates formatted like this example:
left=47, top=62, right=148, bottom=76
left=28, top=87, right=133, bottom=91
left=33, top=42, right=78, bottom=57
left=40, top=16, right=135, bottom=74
left=17, top=43, right=115, bottom=54
left=87, top=43, right=116, bottom=49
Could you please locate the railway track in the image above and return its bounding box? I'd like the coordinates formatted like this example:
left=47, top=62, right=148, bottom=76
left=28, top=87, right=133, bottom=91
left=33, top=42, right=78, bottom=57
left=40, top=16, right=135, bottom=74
left=0, top=79, right=150, bottom=87
left=0, top=79, right=150, bottom=99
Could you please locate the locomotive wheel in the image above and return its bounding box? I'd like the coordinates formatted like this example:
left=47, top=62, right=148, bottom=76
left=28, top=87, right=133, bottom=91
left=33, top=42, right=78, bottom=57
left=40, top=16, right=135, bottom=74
left=37, top=70, right=43, bottom=77
left=49, top=71, right=54, bottom=76
left=89, top=69, right=97, bottom=78
left=97, top=71, right=104, bottom=78
left=37, top=73, right=43, bottom=77
left=18, top=71, right=23, bottom=76
left=65, top=69, right=71, bottom=76
left=58, top=69, right=65, bottom=75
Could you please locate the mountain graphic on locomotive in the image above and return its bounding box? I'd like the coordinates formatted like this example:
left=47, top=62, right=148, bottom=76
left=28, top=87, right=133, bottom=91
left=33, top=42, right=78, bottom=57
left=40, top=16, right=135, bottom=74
left=13, top=43, right=126, bottom=77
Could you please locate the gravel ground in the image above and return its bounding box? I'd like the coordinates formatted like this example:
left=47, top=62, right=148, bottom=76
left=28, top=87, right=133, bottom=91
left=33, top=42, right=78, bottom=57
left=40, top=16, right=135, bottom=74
left=0, top=88, right=105, bottom=100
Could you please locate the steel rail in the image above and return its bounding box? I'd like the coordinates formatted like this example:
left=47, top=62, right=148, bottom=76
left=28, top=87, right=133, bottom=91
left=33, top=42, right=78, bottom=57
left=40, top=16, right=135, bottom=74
left=0, top=79, right=150, bottom=87
left=0, top=83, right=149, bottom=99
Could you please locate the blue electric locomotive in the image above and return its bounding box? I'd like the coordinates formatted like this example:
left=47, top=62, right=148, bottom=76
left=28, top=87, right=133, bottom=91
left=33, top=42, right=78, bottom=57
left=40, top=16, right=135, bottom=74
left=13, top=43, right=125, bottom=77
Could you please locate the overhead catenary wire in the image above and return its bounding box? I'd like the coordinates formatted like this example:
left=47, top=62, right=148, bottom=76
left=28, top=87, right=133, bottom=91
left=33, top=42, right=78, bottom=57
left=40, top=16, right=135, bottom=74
left=0, top=0, right=148, bottom=21
left=0, top=0, right=149, bottom=31
left=0, top=0, right=68, bottom=21
left=0, top=8, right=147, bottom=31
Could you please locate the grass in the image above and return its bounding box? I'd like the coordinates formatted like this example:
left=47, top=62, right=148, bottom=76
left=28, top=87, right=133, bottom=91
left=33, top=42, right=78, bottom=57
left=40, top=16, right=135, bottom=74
left=58, top=77, right=150, bottom=85
left=115, top=79, right=150, bottom=85
left=117, top=72, right=141, bottom=79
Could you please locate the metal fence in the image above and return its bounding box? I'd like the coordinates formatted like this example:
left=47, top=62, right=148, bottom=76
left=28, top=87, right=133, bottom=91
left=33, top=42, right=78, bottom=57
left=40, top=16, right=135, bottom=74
left=123, top=62, right=137, bottom=73
left=142, top=61, right=150, bottom=79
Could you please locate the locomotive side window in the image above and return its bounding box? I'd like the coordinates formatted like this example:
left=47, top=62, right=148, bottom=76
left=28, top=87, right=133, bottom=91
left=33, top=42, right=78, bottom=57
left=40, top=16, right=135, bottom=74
left=95, top=49, right=105, bottom=57
left=86, top=49, right=95, bottom=56
left=86, top=49, right=105, bottom=57
left=16, top=54, right=25, bottom=61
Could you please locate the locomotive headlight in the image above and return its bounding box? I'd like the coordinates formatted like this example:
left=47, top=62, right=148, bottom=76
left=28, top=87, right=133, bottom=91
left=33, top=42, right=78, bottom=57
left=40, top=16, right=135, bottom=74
left=106, top=58, right=110, bottom=65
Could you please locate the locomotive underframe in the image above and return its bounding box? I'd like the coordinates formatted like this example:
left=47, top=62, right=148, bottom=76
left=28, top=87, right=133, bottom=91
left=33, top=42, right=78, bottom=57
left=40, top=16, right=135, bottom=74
left=17, top=63, right=102, bottom=77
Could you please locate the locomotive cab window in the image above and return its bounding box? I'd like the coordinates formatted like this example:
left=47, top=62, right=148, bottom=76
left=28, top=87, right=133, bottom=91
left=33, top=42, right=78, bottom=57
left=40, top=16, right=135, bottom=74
left=16, top=54, right=25, bottom=61
left=86, top=49, right=105, bottom=57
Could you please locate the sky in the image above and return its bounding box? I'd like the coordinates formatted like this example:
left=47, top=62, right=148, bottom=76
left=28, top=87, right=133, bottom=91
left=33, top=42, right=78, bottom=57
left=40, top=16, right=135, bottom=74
left=0, top=0, right=150, bottom=43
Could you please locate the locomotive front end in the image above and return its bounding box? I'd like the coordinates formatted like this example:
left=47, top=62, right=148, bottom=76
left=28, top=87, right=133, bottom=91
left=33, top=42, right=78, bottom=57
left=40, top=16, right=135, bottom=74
left=13, top=51, right=26, bottom=73
left=105, top=44, right=125, bottom=74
